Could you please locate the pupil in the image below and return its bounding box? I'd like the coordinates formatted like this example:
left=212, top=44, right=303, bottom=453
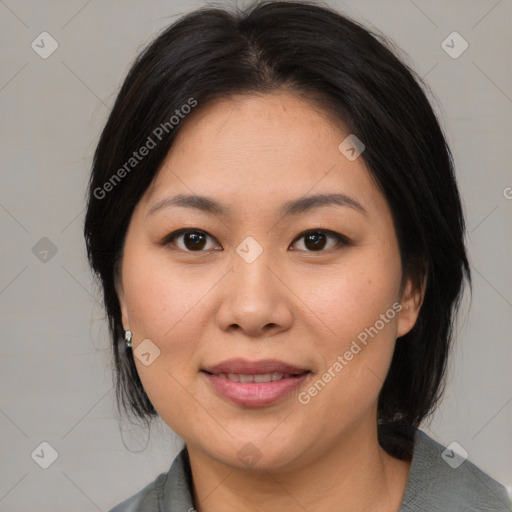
left=185, top=231, right=206, bottom=250
left=305, top=233, right=326, bottom=251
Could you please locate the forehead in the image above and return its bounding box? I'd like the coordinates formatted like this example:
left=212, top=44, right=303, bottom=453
left=141, top=91, right=386, bottom=219
left=169, top=91, right=347, bottom=163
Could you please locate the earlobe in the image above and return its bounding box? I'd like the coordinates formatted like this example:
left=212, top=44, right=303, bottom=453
left=396, top=275, right=426, bottom=338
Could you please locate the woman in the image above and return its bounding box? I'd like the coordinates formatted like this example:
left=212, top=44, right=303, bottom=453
left=83, top=1, right=511, bottom=511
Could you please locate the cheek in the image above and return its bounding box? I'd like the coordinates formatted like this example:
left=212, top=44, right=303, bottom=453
left=298, top=248, right=401, bottom=413
left=122, top=244, right=211, bottom=341
left=121, top=245, right=219, bottom=415
left=122, top=248, right=217, bottom=432
left=304, top=247, right=401, bottom=345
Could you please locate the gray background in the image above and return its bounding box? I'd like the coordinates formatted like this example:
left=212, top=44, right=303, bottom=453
left=0, top=0, right=511, bottom=510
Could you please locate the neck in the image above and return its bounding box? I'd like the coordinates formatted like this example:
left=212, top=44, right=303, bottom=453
left=186, top=422, right=411, bottom=512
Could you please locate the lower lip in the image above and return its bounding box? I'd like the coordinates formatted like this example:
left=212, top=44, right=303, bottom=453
left=202, top=371, right=310, bottom=407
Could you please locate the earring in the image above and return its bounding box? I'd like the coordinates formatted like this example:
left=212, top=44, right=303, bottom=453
left=125, top=330, right=132, bottom=349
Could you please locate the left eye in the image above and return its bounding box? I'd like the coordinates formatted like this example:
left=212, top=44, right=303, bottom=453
left=290, top=229, right=348, bottom=252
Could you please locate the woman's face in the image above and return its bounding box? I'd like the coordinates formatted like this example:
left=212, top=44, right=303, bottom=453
left=118, top=91, right=422, bottom=471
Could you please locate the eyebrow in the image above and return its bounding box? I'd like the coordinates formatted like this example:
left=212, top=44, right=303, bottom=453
left=147, top=192, right=367, bottom=218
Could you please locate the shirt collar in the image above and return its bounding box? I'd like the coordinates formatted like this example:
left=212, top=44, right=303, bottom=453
left=160, top=445, right=195, bottom=511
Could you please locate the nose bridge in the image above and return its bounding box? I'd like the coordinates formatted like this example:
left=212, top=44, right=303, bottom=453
left=232, top=236, right=276, bottom=302
left=215, top=236, right=291, bottom=335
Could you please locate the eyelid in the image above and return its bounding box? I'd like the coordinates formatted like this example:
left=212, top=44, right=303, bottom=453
left=160, top=228, right=349, bottom=252
left=289, top=228, right=349, bottom=251
left=160, top=228, right=221, bottom=250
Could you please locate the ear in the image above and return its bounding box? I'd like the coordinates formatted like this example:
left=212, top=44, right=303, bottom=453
left=115, top=272, right=130, bottom=332
left=396, top=274, right=426, bottom=338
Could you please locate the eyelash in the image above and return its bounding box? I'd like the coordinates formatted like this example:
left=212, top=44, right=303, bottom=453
left=160, top=228, right=350, bottom=253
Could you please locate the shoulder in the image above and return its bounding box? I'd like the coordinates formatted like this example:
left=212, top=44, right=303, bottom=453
left=400, top=428, right=512, bottom=511
left=107, top=471, right=167, bottom=512
left=107, top=447, right=193, bottom=512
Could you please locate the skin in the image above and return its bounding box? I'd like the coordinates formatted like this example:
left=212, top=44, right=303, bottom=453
left=117, top=90, right=425, bottom=512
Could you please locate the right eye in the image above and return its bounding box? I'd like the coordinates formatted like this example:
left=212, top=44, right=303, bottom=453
left=161, top=228, right=222, bottom=252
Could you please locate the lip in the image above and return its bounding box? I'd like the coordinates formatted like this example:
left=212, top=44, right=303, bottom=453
left=201, top=358, right=311, bottom=407
left=202, top=358, right=309, bottom=375
left=202, top=372, right=310, bottom=407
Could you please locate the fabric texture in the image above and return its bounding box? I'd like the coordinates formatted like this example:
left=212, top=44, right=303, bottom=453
left=108, top=428, right=511, bottom=512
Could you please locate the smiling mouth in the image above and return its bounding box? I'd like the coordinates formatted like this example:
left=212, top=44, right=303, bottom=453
left=202, top=371, right=309, bottom=383
left=200, top=358, right=312, bottom=406
left=201, top=369, right=311, bottom=407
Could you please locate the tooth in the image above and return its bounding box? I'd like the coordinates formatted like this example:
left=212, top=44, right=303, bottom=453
left=215, top=372, right=294, bottom=382
left=253, top=373, right=273, bottom=383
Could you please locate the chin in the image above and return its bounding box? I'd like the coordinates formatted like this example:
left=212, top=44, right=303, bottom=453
left=203, top=436, right=308, bottom=473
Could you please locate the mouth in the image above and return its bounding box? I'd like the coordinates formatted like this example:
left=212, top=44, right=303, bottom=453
left=200, top=358, right=312, bottom=407
left=201, top=371, right=308, bottom=383
left=201, top=357, right=310, bottom=376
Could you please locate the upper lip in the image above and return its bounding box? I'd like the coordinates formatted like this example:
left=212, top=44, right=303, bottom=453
left=202, top=358, right=310, bottom=375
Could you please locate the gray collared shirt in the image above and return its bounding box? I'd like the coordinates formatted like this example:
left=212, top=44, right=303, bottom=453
left=108, top=429, right=511, bottom=511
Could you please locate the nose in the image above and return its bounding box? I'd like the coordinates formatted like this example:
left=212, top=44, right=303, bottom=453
left=215, top=248, right=293, bottom=338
